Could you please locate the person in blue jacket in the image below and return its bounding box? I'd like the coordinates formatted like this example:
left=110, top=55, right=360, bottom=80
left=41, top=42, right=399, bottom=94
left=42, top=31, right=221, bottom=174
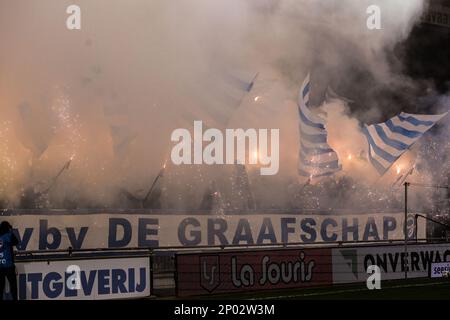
left=0, top=221, right=19, bottom=300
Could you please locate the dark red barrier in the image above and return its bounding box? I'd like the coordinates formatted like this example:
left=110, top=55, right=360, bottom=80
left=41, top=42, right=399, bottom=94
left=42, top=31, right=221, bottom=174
left=176, top=248, right=332, bottom=297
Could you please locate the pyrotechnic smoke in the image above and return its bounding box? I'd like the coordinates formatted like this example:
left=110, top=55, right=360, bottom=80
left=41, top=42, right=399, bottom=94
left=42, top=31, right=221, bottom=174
left=0, top=0, right=447, bottom=211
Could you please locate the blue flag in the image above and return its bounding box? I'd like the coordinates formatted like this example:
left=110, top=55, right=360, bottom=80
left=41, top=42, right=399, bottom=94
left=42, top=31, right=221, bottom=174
left=363, top=112, right=448, bottom=175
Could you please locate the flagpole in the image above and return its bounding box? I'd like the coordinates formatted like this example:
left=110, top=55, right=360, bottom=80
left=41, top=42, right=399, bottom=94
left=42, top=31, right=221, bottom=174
left=404, top=181, right=409, bottom=280
left=224, top=72, right=259, bottom=128
left=42, top=155, right=74, bottom=194
left=225, top=72, right=259, bottom=212
left=142, top=161, right=166, bottom=207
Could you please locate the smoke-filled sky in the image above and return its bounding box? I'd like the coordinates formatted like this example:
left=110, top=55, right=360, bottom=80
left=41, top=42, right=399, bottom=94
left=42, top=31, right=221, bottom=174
left=0, top=0, right=447, bottom=210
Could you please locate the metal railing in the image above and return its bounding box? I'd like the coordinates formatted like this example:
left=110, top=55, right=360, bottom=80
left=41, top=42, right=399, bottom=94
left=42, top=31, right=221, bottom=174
left=1, top=207, right=406, bottom=216
left=14, top=237, right=445, bottom=258
left=415, top=213, right=450, bottom=242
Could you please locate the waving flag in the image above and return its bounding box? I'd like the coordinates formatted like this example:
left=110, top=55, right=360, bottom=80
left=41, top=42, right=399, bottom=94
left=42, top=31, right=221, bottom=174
left=363, top=112, right=448, bottom=175
left=181, top=69, right=259, bottom=129
left=325, top=85, right=354, bottom=104
left=298, top=74, right=342, bottom=179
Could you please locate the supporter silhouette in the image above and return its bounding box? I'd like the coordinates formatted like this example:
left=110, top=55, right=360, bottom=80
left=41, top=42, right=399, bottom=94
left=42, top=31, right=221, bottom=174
left=0, top=221, right=19, bottom=300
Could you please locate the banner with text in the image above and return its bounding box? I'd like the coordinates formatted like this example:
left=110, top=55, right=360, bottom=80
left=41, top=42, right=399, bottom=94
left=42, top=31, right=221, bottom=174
left=422, top=5, right=450, bottom=29
left=332, top=243, right=450, bottom=284
left=176, top=248, right=332, bottom=297
left=1, top=212, right=424, bottom=251
left=430, top=262, right=450, bottom=278
left=14, top=257, right=151, bottom=300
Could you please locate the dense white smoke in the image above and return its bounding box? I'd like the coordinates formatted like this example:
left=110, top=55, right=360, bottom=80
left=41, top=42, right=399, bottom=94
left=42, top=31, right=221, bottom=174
left=1, top=0, right=444, bottom=211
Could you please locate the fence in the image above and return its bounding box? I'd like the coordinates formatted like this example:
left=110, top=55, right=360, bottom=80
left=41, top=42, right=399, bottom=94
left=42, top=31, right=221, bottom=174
left=174, top=241, right=450, bottom=297
left=4, top=238, right=449, bottom=299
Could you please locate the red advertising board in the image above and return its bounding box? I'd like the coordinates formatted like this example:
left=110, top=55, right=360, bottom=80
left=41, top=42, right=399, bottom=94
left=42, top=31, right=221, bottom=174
left=176, top=248, right=332, bottom=297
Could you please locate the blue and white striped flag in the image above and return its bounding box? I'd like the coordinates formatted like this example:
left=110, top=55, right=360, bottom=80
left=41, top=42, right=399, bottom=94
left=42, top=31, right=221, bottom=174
left=363, top=112, right=448, bottom=175
left=298, top=74, right=342, bottom=179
